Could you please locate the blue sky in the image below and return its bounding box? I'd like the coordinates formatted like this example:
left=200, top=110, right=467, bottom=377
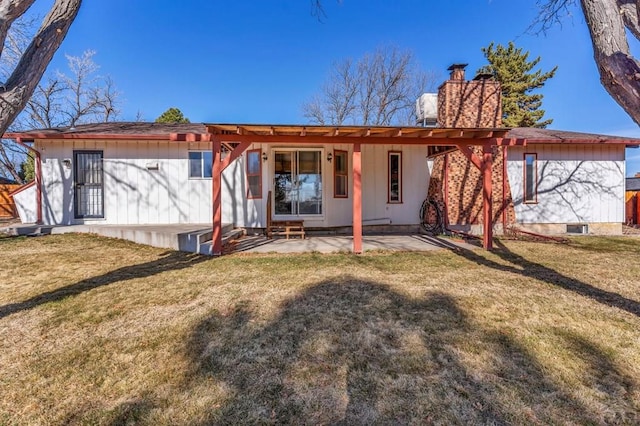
left=29, top=0, right=640, bottom=175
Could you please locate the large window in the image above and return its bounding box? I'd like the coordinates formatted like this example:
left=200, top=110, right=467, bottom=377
left=189, top=151, right=213, bottom=179
left=246, top=149, right=262, bottom=199
left=524, top=153, right=537, bottom=203
left=388, top=151, right=402, bottom=203
left=334, top=150, right=348, bottom=198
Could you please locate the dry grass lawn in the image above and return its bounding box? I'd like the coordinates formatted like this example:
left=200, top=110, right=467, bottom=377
left=1, top=233, right=639, bottom=424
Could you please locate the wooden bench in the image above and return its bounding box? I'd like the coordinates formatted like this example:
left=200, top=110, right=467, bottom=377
left=266, top=191, right=306, bottom=239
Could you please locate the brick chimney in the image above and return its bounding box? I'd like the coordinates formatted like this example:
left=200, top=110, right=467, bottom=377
left=437, top=63, right=502, bottom=128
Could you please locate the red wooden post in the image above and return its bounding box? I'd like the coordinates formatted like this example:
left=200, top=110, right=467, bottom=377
left=353, top=143, right=363, bottom=254
left=35, top=150, right=42, bottom=224
left=482, top=143, right=493, bottom=250
left=212, top=137, right=223, bottom=255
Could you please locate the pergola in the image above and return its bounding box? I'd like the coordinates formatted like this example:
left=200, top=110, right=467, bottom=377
left=172, top=124, right=519, bottom=255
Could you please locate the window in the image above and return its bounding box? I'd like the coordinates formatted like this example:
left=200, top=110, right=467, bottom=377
left=189, top=151, right=212, bottom=179
left=388, top=151, right=402, bottom=203
left=334, top=150, right=348, bottom=198
left=524, top=153, right=537, bottom=203
left=246, top=149, right=262, bottom=199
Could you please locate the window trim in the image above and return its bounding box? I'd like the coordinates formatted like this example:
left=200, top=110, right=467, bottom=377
left=333, top=149, right=348, bottom=198
left=188, top=150, right=212, bottom=179
left=246, top=149, right=262, bottom=199
left=388, top=151, right=403, bottom=204
left=523, top=152, right=538, bottom=204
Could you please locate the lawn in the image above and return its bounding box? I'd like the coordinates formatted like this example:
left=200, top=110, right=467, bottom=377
left=1, top=233, right=639, bottom=424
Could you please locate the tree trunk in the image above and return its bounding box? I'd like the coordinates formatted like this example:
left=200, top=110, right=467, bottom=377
left=581, top=0, right=640, bottom=126
left=0, top=0, right=82, bottom=137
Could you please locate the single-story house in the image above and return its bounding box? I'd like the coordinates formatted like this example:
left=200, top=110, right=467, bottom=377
left=5, top=65, right=639, bottom=254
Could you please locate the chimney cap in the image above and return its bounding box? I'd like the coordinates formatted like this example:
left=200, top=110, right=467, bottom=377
left=447, top=63, right=468, bottom=71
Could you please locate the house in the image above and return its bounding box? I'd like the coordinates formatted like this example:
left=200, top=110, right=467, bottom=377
left=5, top=65, right=639, bottom=254
left=626, top=176, right=640, bottom=225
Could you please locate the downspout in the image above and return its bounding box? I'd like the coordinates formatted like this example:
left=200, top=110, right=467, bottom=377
left=14, top=137, right=43, bottom=224
left=502, top=145, right=507, bottom=233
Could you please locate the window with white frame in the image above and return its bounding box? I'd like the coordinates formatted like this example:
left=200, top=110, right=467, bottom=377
left=189, top=151, right=213, bottom=179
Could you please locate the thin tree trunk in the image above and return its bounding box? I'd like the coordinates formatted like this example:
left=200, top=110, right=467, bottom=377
left=581, top=0, right=640, bottom=126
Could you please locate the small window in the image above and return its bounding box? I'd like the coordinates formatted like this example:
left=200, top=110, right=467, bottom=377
left=334, top=150, right=348, bottom=198
left=388, top=151, right=402, bottom=203
left=189, top=151, right=213, bottom=179
left=246, top=149, right=262, bottom=199
left=524, top=153, right=537, bottom=203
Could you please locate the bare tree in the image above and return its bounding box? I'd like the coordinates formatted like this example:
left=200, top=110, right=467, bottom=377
left=0, top=0, right=82, bottom=182
left=303, top=46, right=438, bottom=126
left=22, top=50, right=120, bottom=129
left=535, top=0, right=640, bottom=126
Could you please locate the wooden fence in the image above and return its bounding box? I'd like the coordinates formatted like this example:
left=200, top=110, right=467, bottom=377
left=0, top=184, right=19, bottom=219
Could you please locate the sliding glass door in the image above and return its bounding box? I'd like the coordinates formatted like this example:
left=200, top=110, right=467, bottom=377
left=273, top=150, right=322, bottom=216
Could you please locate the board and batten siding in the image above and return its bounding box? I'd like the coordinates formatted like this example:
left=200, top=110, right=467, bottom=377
left=507, top=144, right=625, bottom=224
left=35, top=139, right=237, bottom=226
left=35, top=139, right=431, bottom=228
left=222, top=143, right=431, bottom=229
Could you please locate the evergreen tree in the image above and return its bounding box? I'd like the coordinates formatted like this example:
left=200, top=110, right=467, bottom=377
left=477, top=42, right=557, bottom=128
left=155, top=108, right=190, bottom=124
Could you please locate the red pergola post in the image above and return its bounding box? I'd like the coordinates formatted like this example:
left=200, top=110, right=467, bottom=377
left=482, top=143, right=493, bottom=250
left=353, top=143, right=363, bottom=254
left=212, top=137, right=223, bottom=256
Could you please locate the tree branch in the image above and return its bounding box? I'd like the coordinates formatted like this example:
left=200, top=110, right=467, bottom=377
left=0, top=0, right=82, bottom=136
left=0, top=0, right=36, bottom=60
left=581, top=0, right=640, bottom=126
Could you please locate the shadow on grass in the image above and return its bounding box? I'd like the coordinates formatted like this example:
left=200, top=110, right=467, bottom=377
left=454, top=239, right=640, bottom=318
left=0, top=251, right=208, bottom=320
left=175, top=279, right=607, bottom=424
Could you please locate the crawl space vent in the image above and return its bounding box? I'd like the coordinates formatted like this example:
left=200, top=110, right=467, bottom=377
left=566, top=224, right=588, bottom=234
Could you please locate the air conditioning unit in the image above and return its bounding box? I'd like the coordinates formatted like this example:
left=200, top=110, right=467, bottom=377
left=416, top=93, right=438, bottom=127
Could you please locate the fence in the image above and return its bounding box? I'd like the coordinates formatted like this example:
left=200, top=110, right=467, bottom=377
left=0, top=184, right=19, bottom=219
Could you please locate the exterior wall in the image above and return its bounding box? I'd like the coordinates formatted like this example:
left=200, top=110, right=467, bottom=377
left=234, top=143, right=430, bottom=229
left=507, top=144, right=625, bottom=229
left=36, top=139, right=226, bottom=226
left=35, top=139, right=430, bottom=229
left=12, top=183, right=38, bottom=223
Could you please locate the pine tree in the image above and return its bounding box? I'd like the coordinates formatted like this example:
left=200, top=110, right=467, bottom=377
left=155, top=108, right=190, bottom=124
left=477, top=42, right=557, bottom=128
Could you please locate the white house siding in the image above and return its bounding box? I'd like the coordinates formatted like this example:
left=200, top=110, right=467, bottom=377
left=231, top=143, right=431, bottom=229
left=35, top=139, right=431, bottom=228
left=12, top=183, right=38, bottom=223
left=35, top=139, right=227, bottom=226
left=507, top=144, right=625, bottom=228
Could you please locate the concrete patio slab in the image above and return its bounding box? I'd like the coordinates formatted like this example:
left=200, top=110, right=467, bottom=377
left=226, top=234, right=478, bottom=254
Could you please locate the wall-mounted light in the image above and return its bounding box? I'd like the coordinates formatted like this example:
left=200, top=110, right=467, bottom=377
left=262, top=152, right=268, bottom=162
left=62, top=158, right=72, bottom=169
left=327, top=152, right=333, bottom=163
